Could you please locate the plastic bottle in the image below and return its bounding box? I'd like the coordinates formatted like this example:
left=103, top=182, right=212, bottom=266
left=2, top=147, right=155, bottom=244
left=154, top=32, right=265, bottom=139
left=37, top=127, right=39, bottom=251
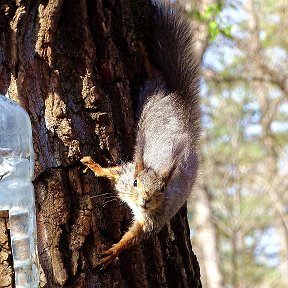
left=0, top=94, right=39, bottom=287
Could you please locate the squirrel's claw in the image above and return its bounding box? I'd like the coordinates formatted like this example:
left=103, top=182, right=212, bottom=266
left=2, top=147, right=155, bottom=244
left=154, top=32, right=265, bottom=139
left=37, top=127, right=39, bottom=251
left=83, top=167, right=89, bottom=173
left=97, top=247, right=119, bottom=270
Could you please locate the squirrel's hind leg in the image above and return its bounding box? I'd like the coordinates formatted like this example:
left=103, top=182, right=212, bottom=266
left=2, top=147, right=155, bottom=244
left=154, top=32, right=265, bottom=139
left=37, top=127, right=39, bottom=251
left=97, top=220, right=144, bottom=269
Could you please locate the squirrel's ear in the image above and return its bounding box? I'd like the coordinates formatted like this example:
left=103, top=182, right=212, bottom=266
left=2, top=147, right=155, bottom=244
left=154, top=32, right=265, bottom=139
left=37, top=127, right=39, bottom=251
left=160, top=169, right=170, bottom=182
left=134, top=161, right=144, bottom=178
left=160, top=165, right=175, bottom=183
left=161, top=142, right=185, bottom=182
left=160, top=158, right=179, bottom=183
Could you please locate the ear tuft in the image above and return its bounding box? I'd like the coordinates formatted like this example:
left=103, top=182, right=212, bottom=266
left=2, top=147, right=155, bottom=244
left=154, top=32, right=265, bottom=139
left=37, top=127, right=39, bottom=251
left=160, top=167, right=173, bottom=184
left=159, top=158, right=179, bottom=184
left=134, top=161, right=144, bottom=178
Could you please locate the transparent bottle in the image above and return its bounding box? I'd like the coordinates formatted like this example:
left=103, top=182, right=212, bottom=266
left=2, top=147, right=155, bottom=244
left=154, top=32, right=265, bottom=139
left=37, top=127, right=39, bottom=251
left=0, top=94, right=39, bottom=287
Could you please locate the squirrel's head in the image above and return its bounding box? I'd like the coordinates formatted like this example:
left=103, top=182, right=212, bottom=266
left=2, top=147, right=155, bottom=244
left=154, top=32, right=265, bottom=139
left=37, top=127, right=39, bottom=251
left=121, top=159, right=177, bottom=213
left=131, top=167, right=167, bottom=212
left=116, top=153, right=180, bottom=216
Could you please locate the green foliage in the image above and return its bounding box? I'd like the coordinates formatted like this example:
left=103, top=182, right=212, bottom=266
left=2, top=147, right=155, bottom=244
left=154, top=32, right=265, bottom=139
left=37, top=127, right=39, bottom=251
left=189, top=3, right=223, bottom=22
left=187, top=2, right=232, bottom=41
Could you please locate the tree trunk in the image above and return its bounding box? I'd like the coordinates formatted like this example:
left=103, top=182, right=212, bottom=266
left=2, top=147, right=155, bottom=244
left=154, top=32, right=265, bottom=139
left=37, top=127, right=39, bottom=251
left=0, top=0, right=202, bottom=287
left=192, top=186, right=223, bottom=288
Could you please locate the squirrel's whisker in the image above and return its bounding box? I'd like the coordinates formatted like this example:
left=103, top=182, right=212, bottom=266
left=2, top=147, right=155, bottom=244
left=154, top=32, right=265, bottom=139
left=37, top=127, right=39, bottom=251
left=102, top=198, right=118, bottom=207
left=91, top=194, right=117, bottom=199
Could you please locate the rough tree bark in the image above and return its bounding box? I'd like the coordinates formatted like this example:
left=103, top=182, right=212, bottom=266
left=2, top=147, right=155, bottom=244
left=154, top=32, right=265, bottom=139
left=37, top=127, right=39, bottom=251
left=0, top=0, right=201, bottom=287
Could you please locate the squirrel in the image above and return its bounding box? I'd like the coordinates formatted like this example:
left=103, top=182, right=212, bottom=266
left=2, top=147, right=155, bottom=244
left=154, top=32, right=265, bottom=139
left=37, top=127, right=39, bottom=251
left=81, top=0, right=200, bottom=268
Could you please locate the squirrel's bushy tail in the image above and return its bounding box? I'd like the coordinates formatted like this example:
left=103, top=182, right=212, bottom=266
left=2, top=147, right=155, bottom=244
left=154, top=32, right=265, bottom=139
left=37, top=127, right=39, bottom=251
left=149, top=1, right=201, bottom=139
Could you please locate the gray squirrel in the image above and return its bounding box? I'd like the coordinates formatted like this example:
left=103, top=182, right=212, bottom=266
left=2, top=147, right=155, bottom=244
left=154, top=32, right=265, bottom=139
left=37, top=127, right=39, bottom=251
left=81, top=0, right=200, bottom=268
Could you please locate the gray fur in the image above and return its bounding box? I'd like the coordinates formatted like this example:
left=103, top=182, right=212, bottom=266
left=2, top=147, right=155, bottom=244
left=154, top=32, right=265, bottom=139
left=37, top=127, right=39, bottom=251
left=116, top=2, right=200, bottom=237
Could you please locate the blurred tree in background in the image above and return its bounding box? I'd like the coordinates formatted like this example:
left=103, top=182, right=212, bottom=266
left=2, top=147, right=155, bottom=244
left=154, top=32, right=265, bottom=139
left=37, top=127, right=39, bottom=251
left=185, top=0, right=288, bottom=287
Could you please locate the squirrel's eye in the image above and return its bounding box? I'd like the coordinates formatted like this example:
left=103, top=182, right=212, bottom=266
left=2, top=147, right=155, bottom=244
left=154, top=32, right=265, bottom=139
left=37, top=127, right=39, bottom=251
left=133, top=179, right=138, bottom=187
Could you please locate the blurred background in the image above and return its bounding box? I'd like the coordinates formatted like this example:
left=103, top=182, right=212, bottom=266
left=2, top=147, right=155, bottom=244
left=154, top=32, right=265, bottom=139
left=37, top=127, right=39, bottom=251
left=183, top=0, right=288, bottom=287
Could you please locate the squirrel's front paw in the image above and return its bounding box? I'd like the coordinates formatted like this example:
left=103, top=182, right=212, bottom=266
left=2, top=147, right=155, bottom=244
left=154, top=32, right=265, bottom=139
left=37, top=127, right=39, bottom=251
left=80, top=156, right=94, bottom=165
left=80, top=156, right=104, bottom=175
left=97, top=247, right=119, bottom=270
